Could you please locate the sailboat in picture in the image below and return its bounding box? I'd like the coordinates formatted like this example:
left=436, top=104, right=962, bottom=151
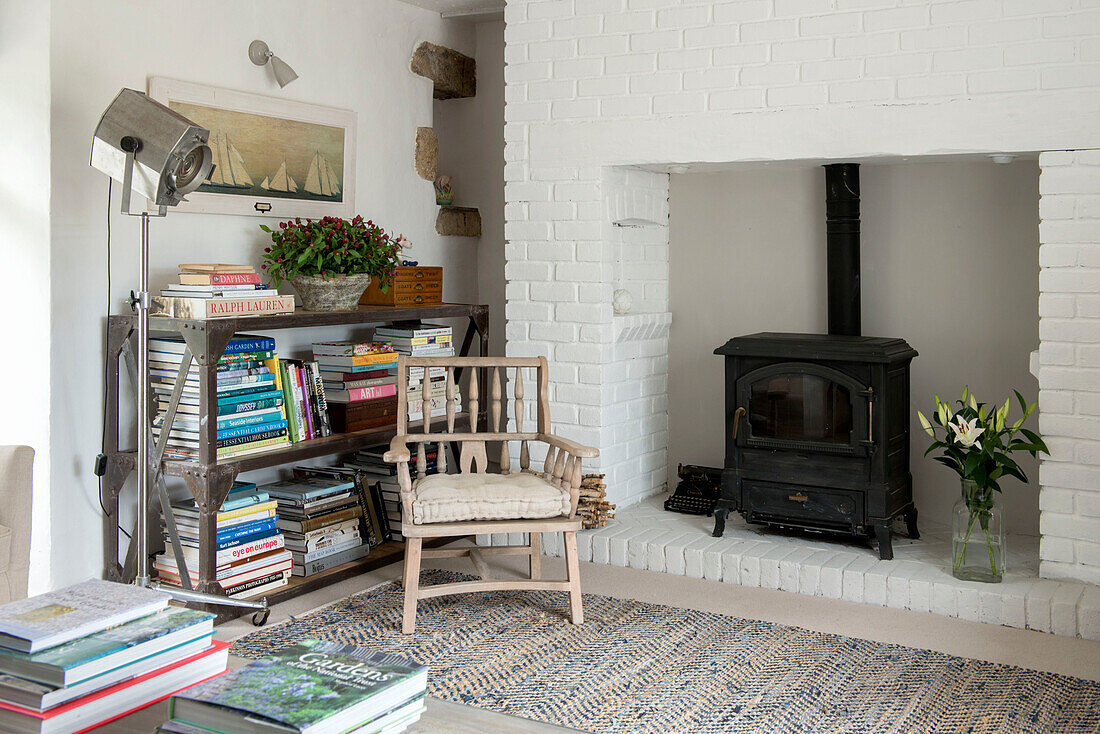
left=261, top=160, right=298, bottom=194
left=303, top=151, right=342, bottom=200
left=203, top=132, right=254, bottom=190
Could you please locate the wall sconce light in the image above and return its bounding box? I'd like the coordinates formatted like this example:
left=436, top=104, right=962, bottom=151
left=248, top=40, right=298, bottom=88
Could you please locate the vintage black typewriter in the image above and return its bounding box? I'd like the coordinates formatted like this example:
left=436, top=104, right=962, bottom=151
left=664, top=464, right=722, bottom=516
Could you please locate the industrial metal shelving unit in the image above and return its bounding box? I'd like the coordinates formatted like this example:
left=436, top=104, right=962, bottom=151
left=102, top=303, right=489, bottom=623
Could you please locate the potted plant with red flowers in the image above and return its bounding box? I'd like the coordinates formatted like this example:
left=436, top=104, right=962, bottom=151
left=259, top=216, right=405, bottom=311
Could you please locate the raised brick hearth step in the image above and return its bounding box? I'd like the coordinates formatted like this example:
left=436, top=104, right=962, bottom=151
left=478, top=496, right=1100, bottom=640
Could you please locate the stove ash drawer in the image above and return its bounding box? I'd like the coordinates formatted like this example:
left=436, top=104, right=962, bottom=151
left=743, top=481, right=863, bottom=531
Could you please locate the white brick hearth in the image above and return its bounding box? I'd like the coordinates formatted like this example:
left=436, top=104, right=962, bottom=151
left=481, top=497, right=1100, bottom=640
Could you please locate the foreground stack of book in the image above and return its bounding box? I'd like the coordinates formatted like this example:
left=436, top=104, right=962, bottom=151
left=259, top=476, right=371, bottom=576
left=155, top=483, right=292, bottom=598
left=315, top=342, right=400, bottom=433
left=0, top=579, right=227, bottom=733
left=153, top=264, right=294, bottom=319
left=343, top=446, right=445, bottom=543
left=161, top=640, right=426, bottom=734
left=373, top=323, right=459, bottom=422
left=150, top=333, right=290, bottom=461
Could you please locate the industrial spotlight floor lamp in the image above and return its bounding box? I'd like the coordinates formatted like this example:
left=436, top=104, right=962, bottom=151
left=91, top=89, right=269, bottom=624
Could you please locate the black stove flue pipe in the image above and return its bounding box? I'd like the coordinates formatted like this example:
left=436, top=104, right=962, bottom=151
left=824, top=163, right=861, bottom=337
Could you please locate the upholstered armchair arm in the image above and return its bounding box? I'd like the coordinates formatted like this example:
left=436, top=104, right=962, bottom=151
left=0, top=524, right=12, bottom=579
left=383, top=436, right=411, bottom=464
left=538, top=433, right=599, bottom=459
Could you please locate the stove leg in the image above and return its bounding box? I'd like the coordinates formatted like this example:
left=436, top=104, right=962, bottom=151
left=712, top=506, right=729, bottom=537
left=874, top=523, right=894, bottom=560
left=904, top=507, right=920, bottom=540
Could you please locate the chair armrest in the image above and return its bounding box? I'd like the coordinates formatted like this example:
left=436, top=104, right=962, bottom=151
left=539, top=433, right=599, bottom=459
left=383, top=436, right=411, bottom=463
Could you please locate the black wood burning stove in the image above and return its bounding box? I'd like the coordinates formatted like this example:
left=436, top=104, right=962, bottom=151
left=711, top=164, right=919, bottom=560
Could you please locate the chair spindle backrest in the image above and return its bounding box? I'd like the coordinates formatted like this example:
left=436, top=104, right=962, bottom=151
left=516, top=367, right=528, bottom=472
left=396, top=356, right=548, bottom=476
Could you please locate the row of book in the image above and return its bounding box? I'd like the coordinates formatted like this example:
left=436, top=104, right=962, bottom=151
left=150, top=333, right=332, bottom=461
left=0, top=579, right=227, bottom=733
left=152, top=263, right=295, bottom=320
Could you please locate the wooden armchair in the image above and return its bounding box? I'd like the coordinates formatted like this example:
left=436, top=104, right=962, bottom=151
left=384, top=356, right=598, bottom=634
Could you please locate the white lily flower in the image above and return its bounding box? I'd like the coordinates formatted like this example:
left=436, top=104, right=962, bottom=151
left=949, top=415, right=985, bottom=450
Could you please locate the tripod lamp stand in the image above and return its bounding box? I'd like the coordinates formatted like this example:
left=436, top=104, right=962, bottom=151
left=91, top=89, right=268, bottom=621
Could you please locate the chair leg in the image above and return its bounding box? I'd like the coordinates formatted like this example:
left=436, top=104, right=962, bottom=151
left=529, top=532, right=541, bottom=580
left=563, top=530, right=583, bottom=625
left=402, top=537, right=422, bottom=634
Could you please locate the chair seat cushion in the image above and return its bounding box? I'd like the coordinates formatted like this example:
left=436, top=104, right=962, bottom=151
left=410, top=472, right=571, bottom=525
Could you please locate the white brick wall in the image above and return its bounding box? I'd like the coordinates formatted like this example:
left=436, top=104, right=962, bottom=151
left=504, top=1, right=1100, bottom=546
left=1039, top=150, right=1100, bottom=585
left=603, top=313, right=672, bottom=505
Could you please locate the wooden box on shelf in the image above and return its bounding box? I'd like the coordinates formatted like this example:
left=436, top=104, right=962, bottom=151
left=360, top=266, right=442, bottom=306
left=329, top=396, right=400, bottom=433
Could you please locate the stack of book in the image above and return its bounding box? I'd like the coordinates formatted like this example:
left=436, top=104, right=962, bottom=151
left=373, top=323, right=459, bottom=422
left=153, top=264, right=294, bottom=319
left=258, top=476, right=371, bottom=576
left=150, top=334, right=290, bottom=461
left=0, top=579, right=228, bottom=733
left=373, top=322, right=454, bottom=357
left=292, top=465, right=391, bottom=549
left=343, top=446, right=446, bottom=542
left=161, top=640, right=426, bottom=734
left=155, top=483, right=292, bottom=599
left=314, top=342, right=400, bottom=433
left=277, top=358, right=332, bottom=442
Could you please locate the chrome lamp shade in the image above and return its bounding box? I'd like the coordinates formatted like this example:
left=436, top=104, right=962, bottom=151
left=90, top=89, right=213, bottom=208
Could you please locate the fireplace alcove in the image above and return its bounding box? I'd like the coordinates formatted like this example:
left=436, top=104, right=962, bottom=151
left=667, top=157, right=1042, bottom=543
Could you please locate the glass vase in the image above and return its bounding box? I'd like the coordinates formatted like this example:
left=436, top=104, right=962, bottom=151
left=952, top=479, right=1004, bottom=583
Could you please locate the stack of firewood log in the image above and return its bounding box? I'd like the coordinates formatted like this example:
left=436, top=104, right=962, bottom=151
left=578, top=474, right=615, bottom=530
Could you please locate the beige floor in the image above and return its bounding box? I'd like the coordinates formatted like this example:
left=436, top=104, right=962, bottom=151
left=101, top=544, right=1100, bottom=732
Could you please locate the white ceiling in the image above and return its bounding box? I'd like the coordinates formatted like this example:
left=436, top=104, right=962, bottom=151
left=398, top=0, right=505, bottom=18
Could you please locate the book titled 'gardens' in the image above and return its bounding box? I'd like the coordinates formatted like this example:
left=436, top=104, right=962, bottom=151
left=169, top=639, right=427, bottom=734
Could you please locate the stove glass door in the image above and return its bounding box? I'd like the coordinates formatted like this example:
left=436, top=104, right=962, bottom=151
left=736, top=362, right=868, bottom=455
left=749, top=373, right=852, bottom=443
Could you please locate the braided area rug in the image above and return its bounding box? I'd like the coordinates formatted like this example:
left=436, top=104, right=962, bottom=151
left=231, top=570, right=1100, bottom=733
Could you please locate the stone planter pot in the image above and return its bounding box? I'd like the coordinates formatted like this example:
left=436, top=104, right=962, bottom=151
left=291, top=273, right=372, bottom=312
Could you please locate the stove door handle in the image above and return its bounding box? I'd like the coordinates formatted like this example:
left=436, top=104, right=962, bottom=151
left=731, top=407, right=746, bottom=440
left=866, top=386, right=874, bottom=445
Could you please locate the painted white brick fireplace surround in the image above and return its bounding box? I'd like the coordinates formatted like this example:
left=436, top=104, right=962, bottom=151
left=500, top=0, right=1100, bottom=629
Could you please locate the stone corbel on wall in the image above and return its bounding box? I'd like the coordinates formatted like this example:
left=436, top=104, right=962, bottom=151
left=411, top=41, right=476, bottom=100
left=411, top=41, right=480, bottom=236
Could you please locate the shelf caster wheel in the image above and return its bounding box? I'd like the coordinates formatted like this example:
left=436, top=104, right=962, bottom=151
left=251, top=608, right=270, bottom=627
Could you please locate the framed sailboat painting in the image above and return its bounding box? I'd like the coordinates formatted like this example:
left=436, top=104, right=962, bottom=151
left=148, top=78, right=356, bottom=218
